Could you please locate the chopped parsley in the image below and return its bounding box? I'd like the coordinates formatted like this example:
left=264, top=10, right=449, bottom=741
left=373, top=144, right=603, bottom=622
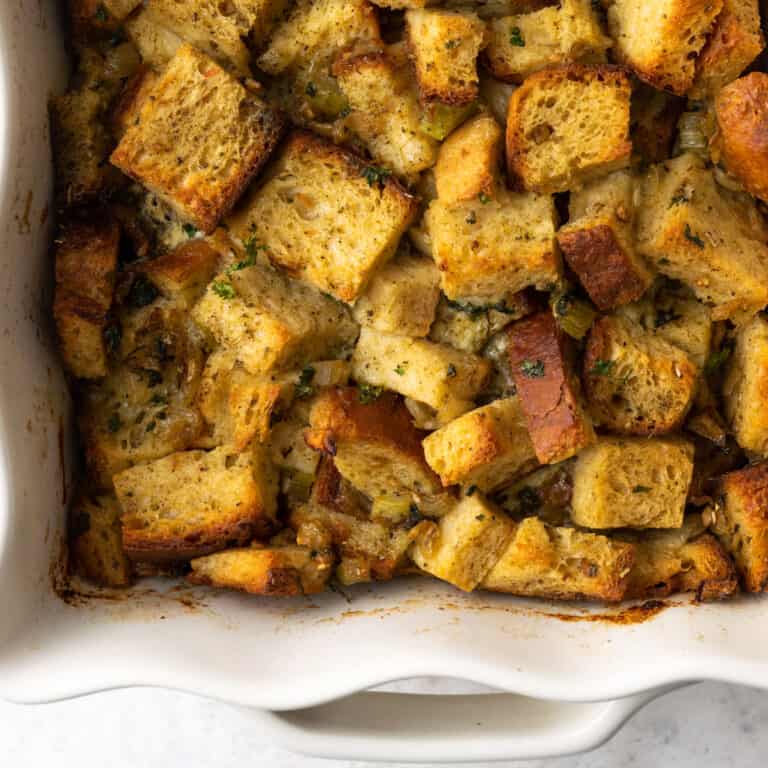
left=295, top=366, right=316, bottom=399
left=182, top=223, right=198, bottom=238
left=590, top=358, right=615, bottom=376
left=446, top=363, right=457, bottom=378
left=554, top=294, right=572, bottom=317
left=669, top=191, right=690, bottom=207
left=474, top=514, right=485, bottom=521
left=145, top=420, right=157, bottom=433
left=654, top=308, right=681, bottom=328
left=465, top=210, right=477, bottom=225
left=107, top=413, right=122, bottom=433
left=94, top=3, right=109, bottom=22
left=705, top=346, right=732, bottom=375
left=361, top=165, right=391, bottom=187
left=684, top=224, right=705, bottom=248
left=146, top=370, right=163, bottom=387
left=128, top=276, right=159, bottom=308
left=103, top=324, right=121, bottom=354
left=445, top=38, right=462, bottom=49
left=478, top=192, right=491, bottom=204
left=212, top=280, right=236, bottom=299
left=658, top=257, right=671, bottom=266
left=445, top=297, right=520, bottom=318
left=404, top=504, right=423, bottom=530
left=466, top=485, right=477, bottom=497
left=394, top=362, right=408, bottom=376
left=305, top=81, right=318, bottom=97
left=632, top=485, right=652, bottom=493
left=359, top=383, right=384, bottom=404
left=150, top=393, right=167, bottom=406
left=509, top=26, right=525, bottom=47
left=517, top=486, right=540, bottom=514
left=519, top=359, right=545, bottom=378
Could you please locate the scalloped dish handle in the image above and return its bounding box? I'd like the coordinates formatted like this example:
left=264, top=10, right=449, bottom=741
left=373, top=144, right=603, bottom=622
left=247, top=687, right=676, bottom=763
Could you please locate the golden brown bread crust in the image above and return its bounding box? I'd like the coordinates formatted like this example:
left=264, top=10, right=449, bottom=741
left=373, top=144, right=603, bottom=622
left=715, top=73, right=768, bottom=204
left=507, top=311, right=595, bottom=464
left=557, top=224, right=648, bottom=311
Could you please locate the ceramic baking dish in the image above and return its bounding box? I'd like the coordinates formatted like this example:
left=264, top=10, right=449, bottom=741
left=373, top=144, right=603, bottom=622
left=2, top=1, right=768, bottom=762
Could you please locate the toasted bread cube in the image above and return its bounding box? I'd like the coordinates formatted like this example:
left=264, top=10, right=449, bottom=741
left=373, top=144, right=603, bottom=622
left=53, top=211, right=119, bottom=379
left=630, top=85, right=685, bottom=164
left=508, top=311, right=595, bottom=464
left=570, top=437, right=694, bottom=529
left=690, top=0, right=764, bottom=98
left=506, top=64, right=632, bottom=194
left=558, top=171, right=652, bottom=311
left=352, top=252, right=440, bottom=337
left=124, top=9, right=184, bottom=69
left=334, top=50, right=439, bottom=177
left=484, top=0, right=609, bottom=83
left=405, top=9, right=485, bottom=105
left=188, top=545, right=332, bottom=596
left=111, top=67, right=159, bottom=140
left=353, top=327, right=492, bottom=422
left=111, top=45, right=285, bottom=234
left=622, top=518, right=738, bottom=601
left=69, top=492, right=133, bottom=587
left=434, top=114, right=503, bottom=205
left=191, top=258, right=358, bottom=375
left=306, top=387, right=441, bottom=498
left=115, top=444, right=278, bottom=561
left=67, top=0, right=142, bottom=39
left=425, top=189, right=559, bottom=301
left=422, top=397, right=538, bottom=492
left=583, top=315, right=698, bottom=435
left=712, top=462, right=768, bottom=592
left=607, top=0, right=723, bottom=95
left=227, top=131, right=418, bottom=303
left=636, top=154, right=768, bottom=321
left=410, top=494, right=515, bottom=591
left=714, top=73, right=768, bottom=204
left=723, top=315, right=768, bottom=456
left=481, top=517, right=634, bottom=602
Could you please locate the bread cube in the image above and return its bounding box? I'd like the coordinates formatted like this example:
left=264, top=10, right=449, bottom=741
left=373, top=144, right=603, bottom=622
left=191, top=258, right=358, bottom=375
left=484, top=0, right=609, bottom=83
left=570, top=437, right=694, bottom=529
left=690, top=0, right=764, bottom=98
left=410, top=494, right=515, bottom=591
left=712, top=462, right=768, bottom=592
left=111, top=67, right=159, bottom=140
left=69, top=492, right=133, bottom=587
left=53, top=211, right=119, bottom=379
left=405, top=9, right=486, bottom=105
left=622, top=518, right=738, bottom=601
left=506, top=64, right=632, bottom=194
left=124, top=8, right=184, bottom=69
left=334, top=50, right=439, bottom=177
left=115, top=444, right=278, bottom=560
left=227, top=131, right=418, bottom=303
left=607, top=0, right=723, bottom=95
left=715, top=73, right=768, bottom=204
left=422, top=397, right=537, bottom=492
left=723, top=315, right=768, bottom=457
left=111, top=45, right=285, bottom=234
left=434, top=114, right=503, bottom=205
left=353, top=327, right=491, bottom=423
left=352, top=252, right=440, bottom=337
left=425, top=189, right=559, bottom=301
left=188, top=545, right=332, bottom=596
left=636, top=153, right=768, bottom=321
left=306, top=387, right=441, bottom=498
left=507, top=311, right=595, bottom=464
left=583, top=315, right=698, bottom=435
left=557, top=170, right=652, bottom=311
left=481, top=517, right=634, bottom=601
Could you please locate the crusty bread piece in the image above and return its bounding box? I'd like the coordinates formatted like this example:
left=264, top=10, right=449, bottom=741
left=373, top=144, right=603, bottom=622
left=481, top=516, right=634, bottom=601
left=484, top=0, right=609, bottom=83
left=723, top=315, right=768, bottom=457
left=507, top=311, right=596, bottom=464
left=188, top=544, right=332, bottom=596
left=111, top=45, right=285, bottom=234
left=558, top=170, right=652, bottom=311
left=53, top=210, right=119, bottom=379
left=691, top=0, right=764, bottom=98
left=115, top=444, right=278, bottom=561
left=227, top=131, right=418, bottom=303
left=124, top=8, right=184, bottom=69
left=712, top=462, right=768, bottom=592
left=506, top=64, right=632, bottom=194
left=67, top=0, right=142, bottom=39
left=405, top=8, right=486, bottom=105
left=621, top=518, right=738, bottom=601
left=334, top=50, right=438, bottom=177
left=630, top=85, right=685, bottom=164
left=714, top=73, right=768, bottom=204
left=570, top=437, right=694, bottom=529
left=69, top=492, right=133, bottom=587
left=352, top=252, right=440, bottom=337
left=425, top=189, right=559, bottom=301
left=353, top=327, right=492, bottom=423
left=583, top=314, right=698, bottom=435
left=306, top=387, right=441, bottom=498
left=422, top=397, right=538, bottom=492
left=607, top=0, right=723, bottom=95
left=191, top=256, right=358, bottom=376
left=434, top=114, right=503, bottom=205
left=410, top=494, right=515, bottom=591
left=636, top=153, right=768, bottom=322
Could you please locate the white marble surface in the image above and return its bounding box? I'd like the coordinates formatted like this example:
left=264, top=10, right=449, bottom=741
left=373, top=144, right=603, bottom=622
left=1, top=682, right=766, bottom=766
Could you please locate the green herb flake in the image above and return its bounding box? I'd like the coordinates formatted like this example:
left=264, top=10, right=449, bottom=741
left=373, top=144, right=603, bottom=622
left=394, top=362, right=408, bottom=376
left=478, top=192, right=491, bottom=204
left=684, top=224, right=705, bottom=248
left=145, top=420, right=157, bottom=433
left=361, top=165, right=391, bottom=187
left=654, top=308, right=681, bottom=328
left=519, top=359, right=545, bottom=378
left=554, top=295, right=572, bottom=317
left=669, top=191, right=690, bottom=207
left=182, top=223, right=198, bottom=238
left=475, top=514, right=485, bottom=521
left=405, top=504, right=423, bottom=530
left=446, top=363, right=457, bottom=378
left=107, top=413, right=122, bottom=433
left=150, top=393, right=168, bottom=406
left=305, top=81, right=318, bottom=97
left=104, top=324, right=122, bottom=354
left=295, top=366, right=316, bottom=399
left=658, top=257, right=671, bottom=266
left=517, top=486, right=540, bottom=514
left=509, top=26, right=525, bottom=46
left=590, top=358, right=615, bottom=376
left=359, top=384, right=384, bottom=404
left=445, top=38, right=462, bottom=49
left=212, top=280, right=236, bottom=300
left=128, top=276, right=159, bottom=308
left=465, top=210, right=477, bottom=225
left=466, top=485, right=477, bottom=497
left=94, top=3, right=109, bottom=22
left=632, top=485, right=652, bottom=493
left=705, top=346, right=732, bottom=375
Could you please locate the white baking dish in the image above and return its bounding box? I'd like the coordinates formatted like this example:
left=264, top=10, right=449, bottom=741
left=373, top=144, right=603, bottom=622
left=2, top=2, right=768, bottom=762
